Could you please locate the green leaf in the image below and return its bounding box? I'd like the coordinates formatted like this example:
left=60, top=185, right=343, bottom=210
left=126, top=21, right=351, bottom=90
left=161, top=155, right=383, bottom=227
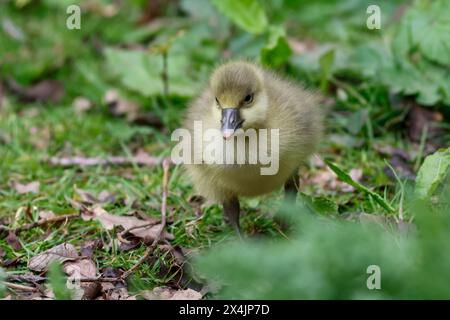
left=324, top=160, right=395, bottom=213
left=415, top=148, right=450, bottom=199
left=210, top=0, right=268, bottom=34
left=105, top=48, right=163, bottom=96
left=260, top=26, right=292, bottom=68
left=181, top=0, right=217, bottom=19
left=319, top=49, right=335, bottom=92
left=104, top=46, right=202, bottom=97
left=409, top=1, right=450, bottom=66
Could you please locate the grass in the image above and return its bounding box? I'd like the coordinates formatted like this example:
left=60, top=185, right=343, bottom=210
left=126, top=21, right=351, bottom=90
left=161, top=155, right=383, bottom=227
left=0, top=86, right=411, bottom=293
left=0, top=98, right=289, bottom=290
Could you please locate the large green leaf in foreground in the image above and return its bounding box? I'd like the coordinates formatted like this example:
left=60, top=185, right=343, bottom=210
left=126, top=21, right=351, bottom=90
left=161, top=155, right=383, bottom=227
left=210, top=0, right=268, bottom=34
left=415, top=148, right=450, bottom=199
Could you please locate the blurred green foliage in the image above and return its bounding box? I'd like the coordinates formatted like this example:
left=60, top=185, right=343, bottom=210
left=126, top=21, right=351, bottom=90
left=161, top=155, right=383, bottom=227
left=196, top=149, right=450, bottom=299
left=1, top=0, right=448, bottom=106
left=211, top=0, right=267, bottom=34
left=0, top=0, right=449, bottom=300
left=48, top=261, right=73, bottom=300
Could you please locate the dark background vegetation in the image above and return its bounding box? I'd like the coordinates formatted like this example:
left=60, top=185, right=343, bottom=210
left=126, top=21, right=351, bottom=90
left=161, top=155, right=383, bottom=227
left=0, top=0, right=449, bottom=299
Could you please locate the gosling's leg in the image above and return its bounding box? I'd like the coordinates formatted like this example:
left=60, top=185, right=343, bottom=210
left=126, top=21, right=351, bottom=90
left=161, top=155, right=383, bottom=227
left=284, top=172, right=300, bottom=199
left=223, top=197, right=242, bottom=238
left=276, top=172, right=300, bottom=232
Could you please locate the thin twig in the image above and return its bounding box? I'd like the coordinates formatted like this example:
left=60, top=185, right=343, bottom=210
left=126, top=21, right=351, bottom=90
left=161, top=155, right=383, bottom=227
left=121, top=159, right=171, bottom=280
left=47, top=155, right=168, bottom=168
left=6, top=274, right=47, bottom=283
left=0, top=213, right=80, bottom=232
left=162, top=51, right=169, bottom=96
left=6, top=274, right=123, bottom=285
left=2, top=281, right=38, bottom=292
left=78, top=277, right=123, bottom=283
left=117, top=231, right=132, bottom=244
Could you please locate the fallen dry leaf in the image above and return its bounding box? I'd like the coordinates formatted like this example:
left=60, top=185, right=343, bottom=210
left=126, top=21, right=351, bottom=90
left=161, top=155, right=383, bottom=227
left=28, top=243, right=78, bottom=272
left=305, top=155, right=364, bottom=192
left=1, top=257, right=21, bottom=268
left=12, top=181, right=40, bottom=194
left=73, top=96, right=92, bottom=113
left=82, top=206, right=173, bottom=243
left=82, top=1, right=119, bottom=17
left=64, top=258, right=97, bottom=278
left=101, top=267, right=122, bottom=279
left=287, top=37, right=315, bottom=55
left=406, top=105, right=443, bottom=145
left=373, top=144, right=411, bottom=160
left=105, top=89, right=139, bottom=122
left=105, top=287, right=136, bottom=300
left=6, top=231, right=22, bottom=251
left=96, top=268, right=132, bottom=300
left=75, top=188, right=117, bottom=205
left=119, top=238, right=141, bottom=252
left=80, top=239, right=102, bottom=258
left=64, top=258, right=100, bottom=300
left=160, top=244, right=186, bottom=266
left=47, top=152, right=167, bottom=168
left=2, top=18, right=25, bottom=41
left=104, top=89, right=163, bottom=127
left=38, top=211, right=56, bottom=220
left=7, top=79, right=64, bottom=103
left=303, top=167, right=363, bottom=193
left=29, top=126, right=51, bottom=150
left=384, top=154, right=415, bottom=180
left=142, top=287, right=202, bottom=300
left=372, top=144, right=415, bottom=180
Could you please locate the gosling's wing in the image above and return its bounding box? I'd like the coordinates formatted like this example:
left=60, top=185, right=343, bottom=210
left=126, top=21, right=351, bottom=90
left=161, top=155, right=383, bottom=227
left=264, top=71, right=324, bottom=156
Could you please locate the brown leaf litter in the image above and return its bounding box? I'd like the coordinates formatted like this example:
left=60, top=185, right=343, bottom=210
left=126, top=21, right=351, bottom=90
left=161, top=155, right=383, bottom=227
left=141, top=287, right=202, bottom=300
left=28, top=243, right=79, bottom=272
left=104, top=89, right=164, bottom=127
left=81, top=206, right=173, bottom=243
left=6, top=78, right=64, bottom=103
left=11, top=181, right=40, bottom=194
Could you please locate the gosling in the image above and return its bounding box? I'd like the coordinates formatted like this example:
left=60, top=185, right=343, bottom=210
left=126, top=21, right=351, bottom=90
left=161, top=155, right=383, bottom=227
left=183, top=60, right=323, bottom=235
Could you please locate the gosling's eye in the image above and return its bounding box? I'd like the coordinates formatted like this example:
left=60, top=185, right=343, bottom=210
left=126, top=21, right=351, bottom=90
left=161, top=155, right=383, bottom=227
left=215, top=97, right=220, bottom=105
left=243, top=94, right=254, bottom=104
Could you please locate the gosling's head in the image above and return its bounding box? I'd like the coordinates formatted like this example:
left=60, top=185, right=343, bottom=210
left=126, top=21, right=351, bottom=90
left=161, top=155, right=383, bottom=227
left=210, top=61, right=268, bottom=139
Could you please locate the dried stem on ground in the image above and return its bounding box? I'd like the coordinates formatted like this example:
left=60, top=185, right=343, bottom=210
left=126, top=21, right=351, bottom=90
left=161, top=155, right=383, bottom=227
left=120, top=158, right=171, bottom=280
left=0, top=213, right=80, bottom=233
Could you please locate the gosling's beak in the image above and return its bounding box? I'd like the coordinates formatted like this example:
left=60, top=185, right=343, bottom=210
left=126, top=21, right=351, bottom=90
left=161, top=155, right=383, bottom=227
left=221, top=108, right=243, bottom=140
